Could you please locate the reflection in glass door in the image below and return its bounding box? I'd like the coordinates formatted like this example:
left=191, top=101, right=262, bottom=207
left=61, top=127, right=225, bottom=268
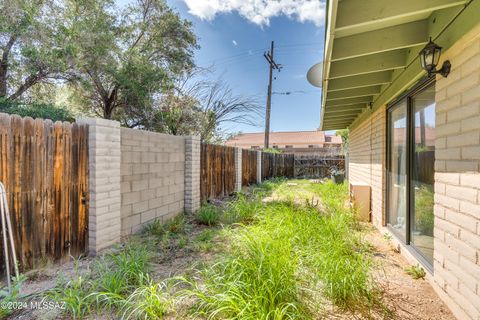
left=387, top=101, right=407, bottom=241
left=411, top=85, right=435, bottom=264
left=387, top=80, right=436, bottom=270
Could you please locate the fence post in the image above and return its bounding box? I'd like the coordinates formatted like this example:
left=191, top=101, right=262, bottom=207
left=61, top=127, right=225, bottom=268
left=256, top=151, right=262, bottom=184
left=234, top=148, right=242, bottom=192
left=77, top=118, right=122, bottom=255
left=185, top=136, right=201, bottom=213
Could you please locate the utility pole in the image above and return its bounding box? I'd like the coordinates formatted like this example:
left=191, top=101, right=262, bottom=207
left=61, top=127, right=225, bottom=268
left=263, top=41, right=281, bottom=149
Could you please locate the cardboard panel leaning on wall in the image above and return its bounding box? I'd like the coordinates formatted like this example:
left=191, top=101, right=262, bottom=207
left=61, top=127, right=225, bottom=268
left=120, top=128, right=185, bottom=235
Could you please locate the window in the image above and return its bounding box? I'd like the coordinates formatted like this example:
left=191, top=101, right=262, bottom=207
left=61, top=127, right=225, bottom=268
left=251, top=146, right=259, bottom=150
left=285, top=145, right=293, bottom=148
left=387, top=79, right=435, bottom=269
left=273, top=145, right=279, bottom=149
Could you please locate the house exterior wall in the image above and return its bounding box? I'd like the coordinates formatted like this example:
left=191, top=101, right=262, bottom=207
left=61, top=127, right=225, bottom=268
left=348, top=106, right=386, bottom=229
left=433, top=24, right=480, bottom=320
left=120, top=128, right=185, bottom=235
left=347, top=24, right=480, bottom=320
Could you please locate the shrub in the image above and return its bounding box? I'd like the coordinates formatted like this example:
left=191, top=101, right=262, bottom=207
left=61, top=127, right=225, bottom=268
left=164, top=214, right=187, bottom=235
left=0, top=98, right=74, bottom=122
left=143, top=218, right=165, bottom=237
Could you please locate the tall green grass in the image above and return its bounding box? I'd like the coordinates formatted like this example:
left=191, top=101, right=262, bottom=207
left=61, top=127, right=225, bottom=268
left=45, top=179, right=385, bottom=319
left=184, top=180, right=383, bottom=319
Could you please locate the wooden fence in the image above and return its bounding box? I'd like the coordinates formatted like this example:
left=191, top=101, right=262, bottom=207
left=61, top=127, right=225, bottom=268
left=0, top=114, right=89, bottom=277
left=262, top=153, right=295, bottom=180
left=241, top=149, right=257, bottom=186
left=200, top=143, right=236, bottom=201
left=294, top=156, right=344, bottom=178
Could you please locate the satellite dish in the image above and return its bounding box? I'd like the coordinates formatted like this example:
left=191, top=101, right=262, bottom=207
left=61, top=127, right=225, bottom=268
left=307, top=62, right=323, bottom=88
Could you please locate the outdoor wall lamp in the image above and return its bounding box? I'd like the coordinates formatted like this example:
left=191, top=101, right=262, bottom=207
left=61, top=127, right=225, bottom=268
left=419, top=37, right=451, bottom=78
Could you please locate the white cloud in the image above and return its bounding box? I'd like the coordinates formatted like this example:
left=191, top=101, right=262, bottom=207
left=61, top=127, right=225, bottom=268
left=182, top=0, right=326, bottom=27
left=232, top=40, right=238, bottom=46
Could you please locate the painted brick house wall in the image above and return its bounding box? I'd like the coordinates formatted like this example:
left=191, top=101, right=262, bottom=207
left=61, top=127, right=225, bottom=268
left=348, top=106, right=386, bottom=229
left=433, top=24, right=480, bottom=320
left=347, top=24, right=480, bottom=320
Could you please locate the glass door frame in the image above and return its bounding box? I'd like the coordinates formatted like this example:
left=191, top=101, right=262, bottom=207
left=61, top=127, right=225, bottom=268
left=385, top=77, right=435, bottom=272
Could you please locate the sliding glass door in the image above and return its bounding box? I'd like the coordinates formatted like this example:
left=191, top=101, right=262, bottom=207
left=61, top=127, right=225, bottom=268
left=387, top=80, right=435, bottom=268
left=411, top=85, right=435, bottom=264
left=387, top=101, right=407, bottom=241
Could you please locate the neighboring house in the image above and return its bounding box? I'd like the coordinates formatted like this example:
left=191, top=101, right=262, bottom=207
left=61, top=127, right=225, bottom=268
left=308, top=1, right=480, bottom=319
left=225, top=130, right=343, bottom=156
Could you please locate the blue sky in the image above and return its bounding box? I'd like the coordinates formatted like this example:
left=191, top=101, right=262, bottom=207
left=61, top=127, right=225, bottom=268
left=166, top=0, right=326, bottom=134
left=121, top=0, right=322, bottom=134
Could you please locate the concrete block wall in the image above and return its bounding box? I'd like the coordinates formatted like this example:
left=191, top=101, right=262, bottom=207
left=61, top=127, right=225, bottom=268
left=433, top=24, right=480, bottom=320
left=235, top=148, right=242, bottom=191
left=185, top=136, right=201, bottom=214
left=256, top=151, right=262, bottom=183
left=77, top=118, right=121, bottom=254
left=347, top=23, right=480, bottom=319
left=348, top=106, right=386, bottom=228
left=120, top=128, right=185, bottom=235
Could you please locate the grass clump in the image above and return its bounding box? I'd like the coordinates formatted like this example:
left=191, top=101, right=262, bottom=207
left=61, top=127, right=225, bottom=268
left=47, top=268, right=93, bottom=318
left=405, top=264, right=426, bottom=280
left=121, top=276, right=171, bottom=320
left=221, top=193, right=262, bottom=224
left=196, top=203, right=220, bottom=226
left=0, top=275, right=27, bottom=319
left=47, top=243, right=156, bottom=318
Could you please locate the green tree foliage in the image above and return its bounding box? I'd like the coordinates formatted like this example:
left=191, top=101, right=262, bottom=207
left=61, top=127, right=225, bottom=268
left=263, top=147, right=282, bottom=154
left=0, top=98, right=74, bottom=122
left=0, top=0, right=76, bottom=100
left=65, top=0, right=198, bottom=120
left=128, top=69, right=262, bottom=142
left=336, top=128, right=349, bottom=152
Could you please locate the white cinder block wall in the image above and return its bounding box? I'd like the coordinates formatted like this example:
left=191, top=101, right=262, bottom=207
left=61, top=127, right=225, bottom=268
left=120, top=128, right=185, bottom=235
left=433, top=25, right=480, bottom=320
left=347, top=24, right=480, bottom=320
left=348, top=107, right=386, bottom=229
left=77, top=118, right=122, bottom=254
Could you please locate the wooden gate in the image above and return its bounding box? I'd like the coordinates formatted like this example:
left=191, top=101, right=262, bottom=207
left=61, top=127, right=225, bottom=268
left=0, top=114, right=89, bottom=277
left=200, top=143, right=235, bottom=201
left=262, top=153, right=295, bottom=180
left=241, top=149, right=257, bottom=186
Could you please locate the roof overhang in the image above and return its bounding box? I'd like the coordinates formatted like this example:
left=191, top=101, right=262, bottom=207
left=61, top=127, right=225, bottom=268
left=309, top=0, right=479, bottom=130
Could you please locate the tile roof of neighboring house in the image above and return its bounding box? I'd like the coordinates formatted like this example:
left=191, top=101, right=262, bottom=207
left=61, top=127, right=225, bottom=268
left=225, top=131, right=342, bottom=147
left=393, top=127, right=436, bottom=146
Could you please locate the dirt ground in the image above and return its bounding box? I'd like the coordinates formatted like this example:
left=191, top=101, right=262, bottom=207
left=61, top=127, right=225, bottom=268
left=367, top=229, right=454, bottom=320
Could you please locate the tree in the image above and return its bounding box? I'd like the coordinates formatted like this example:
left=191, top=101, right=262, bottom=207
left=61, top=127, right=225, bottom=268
left=0, top=0, right=75, bottom=101
left=126, top=68, right=263, bottom=142
left=67, top=0, right=198, bottom=120
left=336, top=128, right=349, bottom=153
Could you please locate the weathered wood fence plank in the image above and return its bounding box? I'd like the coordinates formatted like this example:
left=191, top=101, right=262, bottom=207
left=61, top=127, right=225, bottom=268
left=241, top=149, right=257, bottom=186
left=0, top=113, right=88, bottom=278
left=200, top=143, right=236, bottom=201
